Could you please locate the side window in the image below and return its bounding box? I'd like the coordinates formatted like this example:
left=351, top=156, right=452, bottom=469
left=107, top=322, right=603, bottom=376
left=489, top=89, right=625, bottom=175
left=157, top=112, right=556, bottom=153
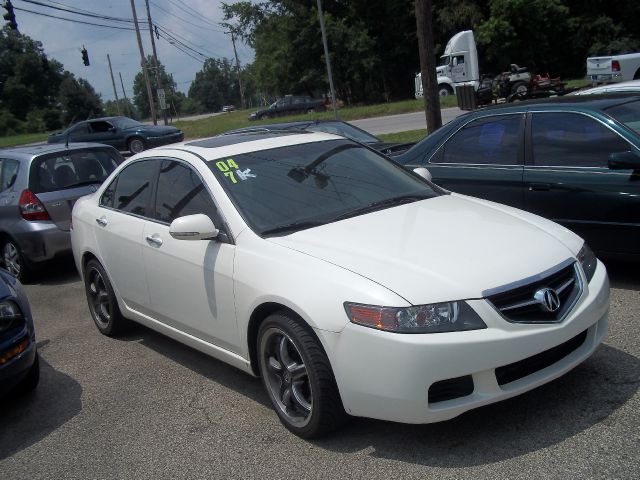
left=100, top=179, right=117, bottom=208
left=88, top=121, right=113, bottom=133
left=437, top=114, right=522, bottom=165
left=154, top=160, right=218, bottom=224
left=0, top=159, right=19, bottom=191
left=69, top=123, right=88, bottom=135
left=532, top=113, right=631, bottom=167
left=113, top=160, right=157, bottom=216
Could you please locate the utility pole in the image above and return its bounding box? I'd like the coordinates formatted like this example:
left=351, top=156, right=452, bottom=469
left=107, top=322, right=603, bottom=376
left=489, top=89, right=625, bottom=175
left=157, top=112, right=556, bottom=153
left=316, top=0, right=338, bottom=119
left=415, top=0, right=442, bottom=132
left=119, top=72, right=132, bottom=117
left=107, top=54, right=121, bottom=116
left=130, top=0, right=156, bottom=124
left=229, top=30, right=245, bottom=109
left=144, top=0, right=167, bottom=125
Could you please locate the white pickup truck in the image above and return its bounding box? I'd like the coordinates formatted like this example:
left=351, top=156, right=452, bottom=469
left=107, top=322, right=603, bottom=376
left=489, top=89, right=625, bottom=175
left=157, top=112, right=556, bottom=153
left=586, top=53, right=640, bottom=84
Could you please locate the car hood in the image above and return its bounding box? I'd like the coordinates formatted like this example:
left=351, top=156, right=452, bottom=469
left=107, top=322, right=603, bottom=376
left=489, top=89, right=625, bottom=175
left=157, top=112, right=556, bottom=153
left=267, top=194, right=580, bottom=305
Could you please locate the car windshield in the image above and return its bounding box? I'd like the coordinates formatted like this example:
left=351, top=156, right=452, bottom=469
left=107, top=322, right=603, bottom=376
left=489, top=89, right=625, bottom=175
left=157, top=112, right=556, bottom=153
left=305, top=122, right=380, bottom=144
left=30, top=148, right=122, bottom=193
left=439, top=55, right=450, bottom=67
left=112, top=117, right=142, bottom=129
left=604, top=99, right=640, bottom=133
left=207, top=139, right=440, bottom=235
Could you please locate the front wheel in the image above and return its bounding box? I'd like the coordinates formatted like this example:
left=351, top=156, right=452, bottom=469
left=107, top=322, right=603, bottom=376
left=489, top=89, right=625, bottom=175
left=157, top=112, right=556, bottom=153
left=128, top=137, right=146, bottom=154
left=257, top=312, right=347, bottom=438
left=511, top=81, right=529, bottom=96
left=438, top=85, right=453, bottom=96
left=84, top=259, right=128, bottom=336
left=2, top=239, right=30, bottom=282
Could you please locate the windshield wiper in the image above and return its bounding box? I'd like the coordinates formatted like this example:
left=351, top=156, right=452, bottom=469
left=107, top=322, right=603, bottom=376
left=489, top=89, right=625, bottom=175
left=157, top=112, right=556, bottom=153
left=331, top=193, right=432, bottom=222
left=261, top=220, right=327, bottom=236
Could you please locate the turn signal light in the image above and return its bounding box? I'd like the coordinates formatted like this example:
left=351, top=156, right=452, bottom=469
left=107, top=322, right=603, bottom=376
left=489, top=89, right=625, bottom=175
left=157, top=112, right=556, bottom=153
left=0, top=337, right=29, bottom=365
left=19, top=189, right=51, bottom=221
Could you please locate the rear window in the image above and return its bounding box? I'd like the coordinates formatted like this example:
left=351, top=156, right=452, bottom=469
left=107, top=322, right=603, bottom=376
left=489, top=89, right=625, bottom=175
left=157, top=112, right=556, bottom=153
left=604, top=99, right=640, bottom=133
left=29, top=149, right=122, bottom=193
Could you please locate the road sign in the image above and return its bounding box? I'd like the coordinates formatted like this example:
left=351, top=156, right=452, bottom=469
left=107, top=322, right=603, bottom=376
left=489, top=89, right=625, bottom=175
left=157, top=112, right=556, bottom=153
left=157, top=88, right=167, bottom=110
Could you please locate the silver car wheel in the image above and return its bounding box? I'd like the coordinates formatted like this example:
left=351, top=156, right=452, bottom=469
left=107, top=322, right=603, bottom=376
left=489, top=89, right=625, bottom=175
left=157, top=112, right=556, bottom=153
left=3, top=242, right=21, bottom=277
left=128, top=138, right=145, bottom=154
left=260, top=327, right=312, bottom=427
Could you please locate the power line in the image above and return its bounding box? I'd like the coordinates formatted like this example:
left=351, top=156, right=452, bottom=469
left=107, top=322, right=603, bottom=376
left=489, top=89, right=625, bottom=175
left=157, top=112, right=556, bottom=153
left=150, top=0, right=224, bottom=33
left=18, top=0, right=146, bottom=23
left=14, top=6, right=148, bottom=30
left=165, top=0, right=222, bottom=29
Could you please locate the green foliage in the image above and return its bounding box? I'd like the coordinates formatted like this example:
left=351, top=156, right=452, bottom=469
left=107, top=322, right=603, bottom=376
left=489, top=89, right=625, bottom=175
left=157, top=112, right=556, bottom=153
left=188, top=58, right=240, bottom=113
left=57, top=75, right=103, bottom=126
left=104, top=99, right=138, bottom=119
left=132, top=56, right=180, bottom=118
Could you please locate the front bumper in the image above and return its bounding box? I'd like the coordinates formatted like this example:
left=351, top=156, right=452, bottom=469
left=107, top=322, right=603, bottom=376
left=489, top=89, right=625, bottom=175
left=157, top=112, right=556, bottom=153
left=321, top=260, right=609, bottom=424
left=0, top=325, right=37, bottom=396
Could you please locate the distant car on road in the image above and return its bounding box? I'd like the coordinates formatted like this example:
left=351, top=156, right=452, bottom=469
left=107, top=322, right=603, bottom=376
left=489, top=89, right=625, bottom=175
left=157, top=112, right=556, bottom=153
left=0, top=143, right=123, bottom=280
left=225, top=120, right=414, bottom=156
left=396, top=94, right=640, bottom=259
left=249, top=95, right=326, bottom=120
left=47, top=116, right=184, bottom=154
left=221, top=105, right=236, bottom=113
left=0, top=268, right=39, bottom=398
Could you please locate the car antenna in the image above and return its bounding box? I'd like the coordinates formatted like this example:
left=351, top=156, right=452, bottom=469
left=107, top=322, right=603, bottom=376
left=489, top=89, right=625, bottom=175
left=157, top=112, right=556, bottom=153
left=65, top=130, right=69, bottom=149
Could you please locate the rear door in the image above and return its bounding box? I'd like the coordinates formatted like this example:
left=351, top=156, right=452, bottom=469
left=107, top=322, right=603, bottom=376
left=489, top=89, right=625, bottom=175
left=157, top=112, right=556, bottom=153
left=426, top=113, right=526, bottom=208
left=30, top=149, right=122, bottom=231
left=523, top=111, right=640, bottom=255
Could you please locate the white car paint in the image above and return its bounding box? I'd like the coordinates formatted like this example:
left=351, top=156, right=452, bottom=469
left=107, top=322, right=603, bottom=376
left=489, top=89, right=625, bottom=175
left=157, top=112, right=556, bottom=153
left=575, top=79, right=640, bottom=95
left=71, top=132, right=609, bottom=426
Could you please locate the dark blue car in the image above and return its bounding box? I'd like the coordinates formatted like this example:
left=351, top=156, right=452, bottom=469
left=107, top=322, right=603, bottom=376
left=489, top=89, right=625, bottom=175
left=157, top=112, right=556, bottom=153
left=0, top=268, right=39, bottom=397
left=47, top=116, right=184, bottom=155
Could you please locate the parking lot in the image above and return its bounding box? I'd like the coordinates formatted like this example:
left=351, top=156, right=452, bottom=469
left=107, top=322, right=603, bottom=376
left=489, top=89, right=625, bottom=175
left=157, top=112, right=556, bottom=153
left=0, top=259, right=638, bottom=479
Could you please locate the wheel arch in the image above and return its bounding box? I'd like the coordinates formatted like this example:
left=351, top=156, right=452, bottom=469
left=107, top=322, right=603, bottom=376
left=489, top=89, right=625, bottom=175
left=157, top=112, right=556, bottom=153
left=633, top=67, right=640, bottom=80
left=246, top=302, right=330, bottom=377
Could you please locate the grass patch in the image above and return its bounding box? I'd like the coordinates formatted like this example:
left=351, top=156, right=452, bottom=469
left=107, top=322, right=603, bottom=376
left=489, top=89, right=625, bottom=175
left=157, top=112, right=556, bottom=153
left=378, top=129, right=428, bottom=144
left=0, top=132, right=48, bottom=148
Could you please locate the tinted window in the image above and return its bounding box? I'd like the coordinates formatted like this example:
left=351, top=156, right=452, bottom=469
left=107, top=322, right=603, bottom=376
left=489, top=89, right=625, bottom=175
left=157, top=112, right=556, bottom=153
left=154, top=160, right=218, bottom=223
left=69, top=123, right=88, bottom=135
left=438, top=114, right=522, bottom=165
left=207, top=140, right=440, bottom=234
left=604, top=100, right=640, bottom=133
left=89, top=121, right=114, bottom=133
left=532, top=113, right=630, bottom=167
left=30, top=149, right=122, bottom=193
left=113, top=160, right=157, bottom=216
left=0, top=159, right=19, bottom=192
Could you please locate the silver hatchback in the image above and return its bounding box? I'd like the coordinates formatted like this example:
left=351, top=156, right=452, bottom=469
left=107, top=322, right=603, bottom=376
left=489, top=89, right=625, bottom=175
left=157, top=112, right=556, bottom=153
left=0, top=143, right=123, bottom=280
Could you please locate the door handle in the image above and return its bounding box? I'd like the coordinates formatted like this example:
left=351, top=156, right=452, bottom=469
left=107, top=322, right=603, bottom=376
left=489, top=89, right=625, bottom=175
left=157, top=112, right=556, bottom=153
left=96, top=216, right=107, bottom=227
left=145, top=234, right=163, bottom=247
left=528, top=183, right=551, bottom=192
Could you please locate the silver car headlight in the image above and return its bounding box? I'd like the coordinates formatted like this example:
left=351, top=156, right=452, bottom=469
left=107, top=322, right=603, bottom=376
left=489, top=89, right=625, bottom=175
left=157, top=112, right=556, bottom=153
left=344, top=301, right=486, bottom=334
left=577, top=243, right=597, bottom=283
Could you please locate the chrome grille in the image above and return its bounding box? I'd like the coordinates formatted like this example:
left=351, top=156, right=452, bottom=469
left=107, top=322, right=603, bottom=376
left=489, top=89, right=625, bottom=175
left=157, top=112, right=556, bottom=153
left=485, top=260, right=582, bottom=323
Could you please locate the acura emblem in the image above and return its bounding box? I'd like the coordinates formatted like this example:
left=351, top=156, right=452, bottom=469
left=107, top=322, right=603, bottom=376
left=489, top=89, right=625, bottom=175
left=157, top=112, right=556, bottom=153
left=534, top=288, right=561, bottom=313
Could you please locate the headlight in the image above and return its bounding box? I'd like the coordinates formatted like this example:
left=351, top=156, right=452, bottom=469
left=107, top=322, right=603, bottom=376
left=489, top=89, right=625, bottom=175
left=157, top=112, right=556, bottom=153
left=344, top=301, right=486, bottom=334
left=0, top=300, right=24, bottom=334
left=577, top=243, right=597, bottom=283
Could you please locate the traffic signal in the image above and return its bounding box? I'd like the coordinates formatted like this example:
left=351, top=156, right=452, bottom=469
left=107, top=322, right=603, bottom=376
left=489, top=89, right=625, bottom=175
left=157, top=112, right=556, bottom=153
left=2, top=0, right=18, bottom=30
left=81, top=47, right=90, bottom=66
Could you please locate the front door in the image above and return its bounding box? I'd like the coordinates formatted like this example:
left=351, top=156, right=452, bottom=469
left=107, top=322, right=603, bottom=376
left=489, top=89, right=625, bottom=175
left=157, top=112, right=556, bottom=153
left=141, top=159, right=239, bottom=352
left=523, top=111, right=640, bottom=255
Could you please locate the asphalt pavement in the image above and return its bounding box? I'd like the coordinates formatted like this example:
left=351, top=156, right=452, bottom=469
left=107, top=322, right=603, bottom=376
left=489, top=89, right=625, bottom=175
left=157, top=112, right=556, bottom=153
left=0, top=258, right=638, bottom=479
left=352, top=107, right=463, bottom=135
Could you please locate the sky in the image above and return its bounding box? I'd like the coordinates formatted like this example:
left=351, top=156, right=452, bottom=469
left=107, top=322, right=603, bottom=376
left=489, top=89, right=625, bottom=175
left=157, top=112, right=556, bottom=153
left=12, top=0, right=255, bottom=102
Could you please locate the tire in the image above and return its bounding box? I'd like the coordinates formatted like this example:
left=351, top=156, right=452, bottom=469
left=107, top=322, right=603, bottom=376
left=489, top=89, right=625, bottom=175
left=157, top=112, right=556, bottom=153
left=2, top=239, right=31, bottom=282
left=257, top=312, right=347, bottom=438
left=306, top=108, right=317, bottom=114
left=84, top=259, right=128, bottom=336
left=128, top=137, right=146, bottom=154
left=438, top=85, right=453, bottom=96
left=14, top=353, right=40, bottom=395
left=511, top=81, right=529, bottom=96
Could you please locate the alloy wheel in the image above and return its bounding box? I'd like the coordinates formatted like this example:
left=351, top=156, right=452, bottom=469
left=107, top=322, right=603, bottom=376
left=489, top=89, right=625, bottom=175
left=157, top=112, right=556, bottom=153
left=87, top=267, right=112, bottom=328
left=3, top=242, right=21, bottom=277
left=261, top=328, right=313, bottom=427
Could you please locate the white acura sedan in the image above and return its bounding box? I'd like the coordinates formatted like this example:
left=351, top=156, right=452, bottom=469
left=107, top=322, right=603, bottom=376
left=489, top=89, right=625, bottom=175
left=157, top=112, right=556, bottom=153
left=71, top=131, right=609, bottom=438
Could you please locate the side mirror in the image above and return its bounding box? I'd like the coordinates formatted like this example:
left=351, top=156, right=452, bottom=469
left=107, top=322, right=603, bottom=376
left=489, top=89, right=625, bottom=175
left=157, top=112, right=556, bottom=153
left=608, top=151, right=640, bottom=170
left=413, top=167, right=432, bottom=182
left=169, top=214, right=219, bottom=241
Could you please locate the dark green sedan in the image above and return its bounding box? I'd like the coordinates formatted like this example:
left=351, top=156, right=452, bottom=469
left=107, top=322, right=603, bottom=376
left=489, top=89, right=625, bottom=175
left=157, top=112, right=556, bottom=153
left=396, top=95, right=640, bottom=258
left=47, top=116, right=183, bottom=154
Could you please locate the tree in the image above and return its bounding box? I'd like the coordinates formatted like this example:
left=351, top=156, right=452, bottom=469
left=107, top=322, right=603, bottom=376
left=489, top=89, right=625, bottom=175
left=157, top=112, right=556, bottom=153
left=416, top=0, right=442, bottom=133
left=132, top=56, right=176, bottom=118
left=188, top=58, right=239, bottom=113
left=57, top=73, right=103, bottom=126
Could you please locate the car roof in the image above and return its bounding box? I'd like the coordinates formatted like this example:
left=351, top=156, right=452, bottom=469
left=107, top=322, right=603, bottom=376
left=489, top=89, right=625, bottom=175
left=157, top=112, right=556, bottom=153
left=225, top=119, right=348, bottom=135
left=575, top=80, right=640, bottom=95
left=471, top=93, right=640, bottom=115
left=0, top=142, right=118, bottom=162
left=148, top=131, right=342, bottom=161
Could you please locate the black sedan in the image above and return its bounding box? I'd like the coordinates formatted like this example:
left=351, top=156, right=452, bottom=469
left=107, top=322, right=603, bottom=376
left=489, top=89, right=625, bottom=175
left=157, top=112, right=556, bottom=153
left=48, top=116, right=184, bottom=154
left=225, top=120, right=414, bottom=156
left=395, top=94, right=640, bottom=258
